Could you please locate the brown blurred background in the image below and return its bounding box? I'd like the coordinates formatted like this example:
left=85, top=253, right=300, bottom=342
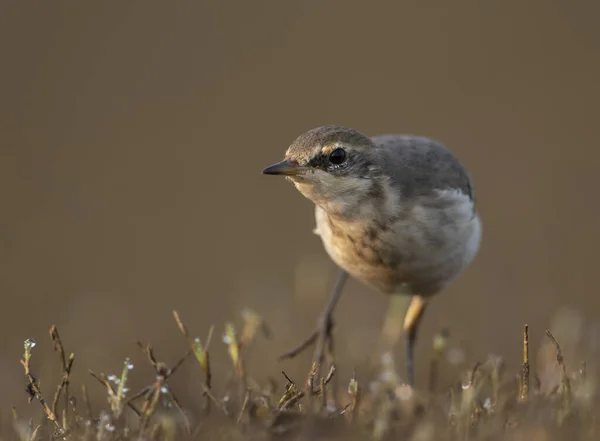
left=1, top=0, right=599, bottom=416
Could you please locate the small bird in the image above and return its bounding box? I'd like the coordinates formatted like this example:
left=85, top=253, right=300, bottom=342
left=262, top=126, right=481, bottom=386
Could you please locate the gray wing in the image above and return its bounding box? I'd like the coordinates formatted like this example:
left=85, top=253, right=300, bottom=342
left=370, top=134, right=474, bottom=202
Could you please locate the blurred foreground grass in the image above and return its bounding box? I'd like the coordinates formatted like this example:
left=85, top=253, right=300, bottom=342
left=6, top=308, right=599, bottom=441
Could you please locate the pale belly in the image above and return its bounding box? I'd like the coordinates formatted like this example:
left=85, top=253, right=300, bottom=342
left=313, top=204, right=481, bottom=296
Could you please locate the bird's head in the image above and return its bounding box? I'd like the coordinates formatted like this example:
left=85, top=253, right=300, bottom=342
left=262, top=126, right=380, bottom=215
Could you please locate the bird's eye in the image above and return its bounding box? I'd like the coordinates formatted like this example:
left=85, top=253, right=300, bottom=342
left=328, top=148, right=346, bottom=165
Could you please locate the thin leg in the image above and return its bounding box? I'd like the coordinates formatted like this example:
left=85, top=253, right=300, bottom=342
left=403, top=295, right=428, bottom=387
left=377, top=295, right=412, bottom=351
left=279, top=269, right=348, bottom=365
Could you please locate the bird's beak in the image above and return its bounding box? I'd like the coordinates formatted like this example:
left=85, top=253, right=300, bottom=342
left=262, top=159, right=308, bottom=176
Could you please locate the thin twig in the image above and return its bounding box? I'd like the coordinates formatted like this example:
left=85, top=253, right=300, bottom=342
left=132, top=340, right=204, bottom=432
left=173, top=311, right=214, bottom=413
left=167, top=390, right=191, bottom=435
left=305, top=362, right=319, bottom=410
left=319, top=376, right=327, bottom=413
left=236, top=389, right=252, bottom=425
left=519, top=324, right=529, bottom=402
left=348, top=369, right=360, bottom=423
left=88, top=370, right=141, bottom=416
left=50, top=326, right=73, bottom=422
left=81, top=384, right=92, bottom=421
left=21, top=339, right=64, bottom=434
left=279, top=365, right=336, bottom=411
left=545, top=330, right=572, bottom=409
left=126, top=385, right=153, bottom=405
left=139, top=384, right=161, bottom=435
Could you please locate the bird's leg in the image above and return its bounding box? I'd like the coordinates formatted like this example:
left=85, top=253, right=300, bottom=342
left=279, top=270, right=349, bottom=366
left=403, top=295, right=428, bottom=387
left=377, top=295, right=412, bottom=351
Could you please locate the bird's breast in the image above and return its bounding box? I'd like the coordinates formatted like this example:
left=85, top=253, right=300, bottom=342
left=314, top=206, right=402, bottom=293
left=313, top=190, right=481, bottom=296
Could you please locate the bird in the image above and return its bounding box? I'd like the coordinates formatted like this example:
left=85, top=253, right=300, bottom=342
left=262, top=125, right=481, bottom=386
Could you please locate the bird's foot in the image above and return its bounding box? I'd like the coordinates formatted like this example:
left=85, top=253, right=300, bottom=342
left=278, top=313, right=334, bottom=366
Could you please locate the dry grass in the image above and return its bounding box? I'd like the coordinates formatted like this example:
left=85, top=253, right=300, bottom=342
left=7, top=308, right=600, bottom=441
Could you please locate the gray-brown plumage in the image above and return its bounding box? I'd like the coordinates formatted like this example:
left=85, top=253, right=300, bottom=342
left=263, top=126, right=481, bottom=386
